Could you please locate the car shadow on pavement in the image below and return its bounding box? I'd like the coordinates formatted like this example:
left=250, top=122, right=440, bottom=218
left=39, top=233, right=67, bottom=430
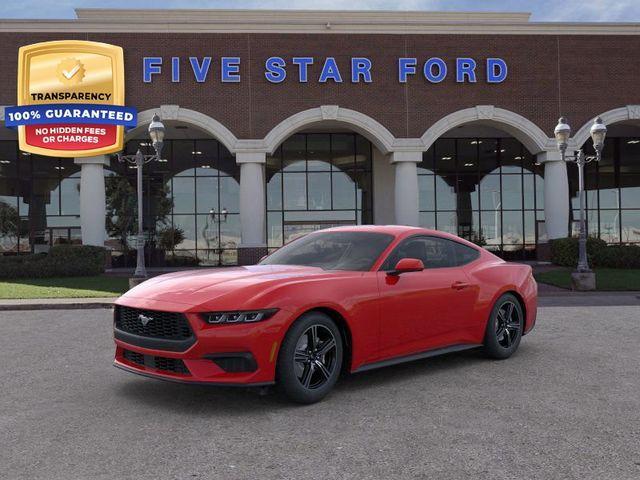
left=115, top=379, right=292, bottom=412
left=114, top=345, right=531, bottom=411
left=338, top=347, right=488, bottom=392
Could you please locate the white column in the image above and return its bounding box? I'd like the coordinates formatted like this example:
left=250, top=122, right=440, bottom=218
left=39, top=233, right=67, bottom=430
left=74, top=156, right=109, bottom=246
left=237, top=152, right=266, bottom=248
left=538, top=151, right=569, bottom=239
left=391, top=151, right=421, bottom=226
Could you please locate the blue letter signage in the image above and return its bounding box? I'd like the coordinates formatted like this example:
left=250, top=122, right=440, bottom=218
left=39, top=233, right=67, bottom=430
left=143, top=56, right=508, bottom=84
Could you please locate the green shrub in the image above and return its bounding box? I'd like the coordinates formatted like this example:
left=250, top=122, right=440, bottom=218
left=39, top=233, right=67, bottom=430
left=550, top=237, right=640, bottom=269
left=0, top=245, right=107, bottom=279
left=593, top=244, right=640, bottom=269
left=550, top=237, right=606, bottom=267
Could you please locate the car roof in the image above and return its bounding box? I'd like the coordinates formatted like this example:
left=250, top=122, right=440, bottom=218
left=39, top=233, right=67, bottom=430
left=316, top=225, right=485, bottom=249
left=318, top=225, right=449, bottom=237
left=319, top=225, right=422, bottom=235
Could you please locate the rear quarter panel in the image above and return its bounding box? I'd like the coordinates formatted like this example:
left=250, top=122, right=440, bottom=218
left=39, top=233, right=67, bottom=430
left=463, top=256, right=537, bottom=342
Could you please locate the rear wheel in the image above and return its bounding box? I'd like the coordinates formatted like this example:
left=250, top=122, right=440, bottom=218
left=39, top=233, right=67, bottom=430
left=276, top=312, right=343, bottom=404
left=482, top=293, right=523, bottom=359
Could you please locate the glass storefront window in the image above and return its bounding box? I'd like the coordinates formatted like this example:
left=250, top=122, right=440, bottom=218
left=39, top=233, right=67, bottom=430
left=107, top=138, right=240, bottom=267
left=266, top=133, right=373, bottom=247
left=569, top=137, right=640, bottom=245
left=420, top=137, right=543, bottom=258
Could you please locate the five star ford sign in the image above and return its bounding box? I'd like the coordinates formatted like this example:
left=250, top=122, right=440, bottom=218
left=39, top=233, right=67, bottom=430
left=4, top=40, right=137, bottom=158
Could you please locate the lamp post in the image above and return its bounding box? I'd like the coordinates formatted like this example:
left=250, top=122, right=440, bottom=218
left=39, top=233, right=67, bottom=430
left=553, top=116, right=607, bottom=288
left=117, top=113, right=165, bottom=279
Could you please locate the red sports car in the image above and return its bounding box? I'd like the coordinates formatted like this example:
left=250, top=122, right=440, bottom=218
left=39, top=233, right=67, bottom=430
left=113, top=226, right=537, bottom=403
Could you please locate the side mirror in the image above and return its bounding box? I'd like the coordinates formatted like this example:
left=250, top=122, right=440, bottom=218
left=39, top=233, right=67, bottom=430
left=389, top=258, right=424, bottom=276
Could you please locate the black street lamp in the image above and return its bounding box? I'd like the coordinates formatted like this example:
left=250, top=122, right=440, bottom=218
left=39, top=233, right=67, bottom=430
left=554, top=116, right=607, bottom=288
left=117, top=113, right=165, bottom=278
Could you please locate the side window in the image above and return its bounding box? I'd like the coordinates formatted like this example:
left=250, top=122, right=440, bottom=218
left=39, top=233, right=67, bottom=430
left=452, top=241, right=480, bottom=266
left=381, top=236, right=457, bottom=270
left=421, top=237, right=456, bottom=268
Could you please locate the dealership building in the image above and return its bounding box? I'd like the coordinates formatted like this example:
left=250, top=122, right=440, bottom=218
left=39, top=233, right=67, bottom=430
left=0, top=9, right=639, bottom=266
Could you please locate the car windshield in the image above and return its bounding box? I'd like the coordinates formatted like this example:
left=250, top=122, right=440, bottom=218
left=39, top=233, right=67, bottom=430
left=260, top=231, right=395, bottom=271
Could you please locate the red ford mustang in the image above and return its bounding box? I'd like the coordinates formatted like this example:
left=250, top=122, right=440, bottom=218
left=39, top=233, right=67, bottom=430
left=113, top=226, right=537, bottom=403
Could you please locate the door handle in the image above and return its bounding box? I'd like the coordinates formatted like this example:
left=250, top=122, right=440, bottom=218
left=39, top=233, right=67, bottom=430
left=451, top=281, right=470, bottom=290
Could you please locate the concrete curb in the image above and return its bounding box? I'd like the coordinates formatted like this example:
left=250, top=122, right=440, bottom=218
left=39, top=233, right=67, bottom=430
left=0, top=298, right=114, bottom=311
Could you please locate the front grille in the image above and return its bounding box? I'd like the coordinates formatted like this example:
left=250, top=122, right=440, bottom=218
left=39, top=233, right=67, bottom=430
left=115, top=306, right=193, bottom=340
left=123, top=349, right=190, bottom=375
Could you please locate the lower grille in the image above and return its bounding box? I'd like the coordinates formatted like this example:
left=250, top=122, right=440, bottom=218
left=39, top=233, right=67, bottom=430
left=122, top=349, right=190, bottom=375
left=123, top=349, right=144, bottom=366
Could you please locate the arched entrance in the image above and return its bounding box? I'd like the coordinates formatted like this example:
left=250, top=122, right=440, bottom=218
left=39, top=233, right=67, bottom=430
left=265, top=131, right=374, bottom=249
left=262, top=106, right=394, bottom=250
left=419, top=107, right=552, bottom=259
left=111, top=119, right=241, bottom=267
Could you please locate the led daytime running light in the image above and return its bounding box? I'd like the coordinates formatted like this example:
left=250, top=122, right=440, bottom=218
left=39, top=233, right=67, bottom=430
left=203, top=309, right=279, bottom=324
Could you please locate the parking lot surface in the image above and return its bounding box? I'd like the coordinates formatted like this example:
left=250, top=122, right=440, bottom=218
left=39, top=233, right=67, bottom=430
left=1, top=305, right=639, bottom=480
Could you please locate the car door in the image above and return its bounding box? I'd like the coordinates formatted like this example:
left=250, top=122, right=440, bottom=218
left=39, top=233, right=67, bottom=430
left=375, top=235, right=477, bottom=361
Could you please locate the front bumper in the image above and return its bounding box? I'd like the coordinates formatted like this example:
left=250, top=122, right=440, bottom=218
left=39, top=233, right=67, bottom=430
left=113, top=303, right=290, bottom=385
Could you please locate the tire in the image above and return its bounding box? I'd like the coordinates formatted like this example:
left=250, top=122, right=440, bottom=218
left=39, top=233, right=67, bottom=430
left=482, top=293, right=524, bottom=360
left=276, top=311, right=343, bottom=404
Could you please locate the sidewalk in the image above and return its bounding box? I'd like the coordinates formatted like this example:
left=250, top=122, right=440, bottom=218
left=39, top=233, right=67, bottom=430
left=0, top=297, right=115, bottom=311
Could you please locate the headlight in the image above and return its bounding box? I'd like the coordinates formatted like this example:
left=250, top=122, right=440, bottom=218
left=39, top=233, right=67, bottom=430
left=201, top=309, right=279, bottom=324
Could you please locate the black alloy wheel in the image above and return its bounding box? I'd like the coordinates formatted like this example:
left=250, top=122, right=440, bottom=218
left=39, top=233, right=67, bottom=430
left=495, top=301, right=521, bottom=349
left=293, top=324, right=338, bottom=389
left=482, top=293, right=524, bottom=359
left=277, top=312, right=343, bottom=404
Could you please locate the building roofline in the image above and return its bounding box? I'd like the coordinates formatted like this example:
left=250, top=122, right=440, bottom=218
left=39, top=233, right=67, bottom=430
left=73, top=9, right=533, bottom=24
left=0, top=9, right=638, bottom=35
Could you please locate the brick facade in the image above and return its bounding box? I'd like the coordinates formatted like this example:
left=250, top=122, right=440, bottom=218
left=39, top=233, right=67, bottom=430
left=0, top=32, right=638, bottom=140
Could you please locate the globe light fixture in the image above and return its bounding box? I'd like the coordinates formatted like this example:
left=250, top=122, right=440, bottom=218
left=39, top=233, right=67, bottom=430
left=590, top=116, right=607, bottom=154
left=148, top=113, right=166, bottom=157
left=554, top=117, right=571, bottom=154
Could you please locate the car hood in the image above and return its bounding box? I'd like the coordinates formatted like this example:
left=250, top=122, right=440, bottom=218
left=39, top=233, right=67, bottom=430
left=117, top=265, right=344, bottom=310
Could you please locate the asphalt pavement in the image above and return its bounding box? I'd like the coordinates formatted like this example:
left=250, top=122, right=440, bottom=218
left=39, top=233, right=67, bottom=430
left=1, top=305, right=639, bottom=480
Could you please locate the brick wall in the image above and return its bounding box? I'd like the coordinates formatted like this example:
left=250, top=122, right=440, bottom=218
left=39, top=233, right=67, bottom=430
left=0, top=32, right=638, bottom=140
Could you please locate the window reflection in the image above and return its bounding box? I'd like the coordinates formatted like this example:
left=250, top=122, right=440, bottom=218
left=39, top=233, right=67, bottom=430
left=117, top=138, right=240, bottom=267
left=419, top=137, right=543, bottom=259
left=266, top=133, right=373, bottom=247
left=0, top=148, right=84, bottom=253
left=569, top=137, right=640, bottom=245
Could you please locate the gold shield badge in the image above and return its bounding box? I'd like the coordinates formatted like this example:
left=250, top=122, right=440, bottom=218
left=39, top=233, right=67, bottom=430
left=15, top=40, right=126, bottom=157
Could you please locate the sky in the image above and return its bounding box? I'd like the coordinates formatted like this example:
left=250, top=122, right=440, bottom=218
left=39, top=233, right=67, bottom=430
left=0, top=0, right=639, bottom=22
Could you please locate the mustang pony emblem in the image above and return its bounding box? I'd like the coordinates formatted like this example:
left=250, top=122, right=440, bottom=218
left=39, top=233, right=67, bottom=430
left=138, top=314, right=153, bottom=326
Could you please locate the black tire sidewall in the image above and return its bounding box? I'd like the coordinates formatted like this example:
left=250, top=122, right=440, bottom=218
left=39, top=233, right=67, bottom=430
left=483, top=293, right=524, bottom=359
left=276, top=311, right=343, bottom=404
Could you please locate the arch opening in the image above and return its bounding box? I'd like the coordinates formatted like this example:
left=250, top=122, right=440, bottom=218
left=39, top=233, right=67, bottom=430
left=263, top=107, right=396, bottom=155
left=265, top=127, right=375, bottom=250
left=108, top=119, right=241, bottom=267
left=418, top=122, right=546, bottom=260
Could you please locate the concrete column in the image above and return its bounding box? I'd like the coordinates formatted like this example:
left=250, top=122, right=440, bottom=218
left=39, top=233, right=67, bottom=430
left=74, top=155, right=109, bottom=246
left=391, top=151, right=421, bottom=226
left=538, top=151, right=569, bottom=239
left=237, top=151, right=267, bottom=264
left=372, top=146, right=395, bottom=224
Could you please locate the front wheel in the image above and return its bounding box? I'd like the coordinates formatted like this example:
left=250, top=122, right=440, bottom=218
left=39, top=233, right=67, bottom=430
left=482, top=293, right=524, bottom=359
left=276, top=312, right=343, bottom=404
